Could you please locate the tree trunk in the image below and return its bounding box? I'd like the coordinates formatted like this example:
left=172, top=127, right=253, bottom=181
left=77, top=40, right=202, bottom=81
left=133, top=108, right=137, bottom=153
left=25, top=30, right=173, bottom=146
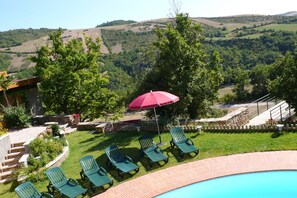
left=3, top=90, right=10, bottom=106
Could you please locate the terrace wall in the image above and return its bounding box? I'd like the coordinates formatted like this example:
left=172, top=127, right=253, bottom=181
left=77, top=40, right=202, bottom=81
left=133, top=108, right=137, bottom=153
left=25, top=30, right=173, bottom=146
left=0, top=134, right=11, bottom=166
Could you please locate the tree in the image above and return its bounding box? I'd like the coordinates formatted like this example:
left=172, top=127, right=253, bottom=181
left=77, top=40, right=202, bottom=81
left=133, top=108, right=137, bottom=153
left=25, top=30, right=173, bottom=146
left=269, top=48, right=297, bottom=108
left=136, top=13, right=224, bottom=119
left=232, top=68, right=249, bottom=101
left=168, top=0, right=183, bottom=18
left=0, top=73, right=12, bottom=106
left=250, top=64, right=273, bottom=97
left=31, top=29, right=120, bottom=120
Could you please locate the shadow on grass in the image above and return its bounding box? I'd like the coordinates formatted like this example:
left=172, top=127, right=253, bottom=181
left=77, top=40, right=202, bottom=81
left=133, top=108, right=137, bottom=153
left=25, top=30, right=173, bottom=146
left=190, top=132, right=202, bottom=139
left=138, top=154, right=170, bottom=172
left=162, top=147, right=197, bottom=162
left=82, top=131, right=141, bottom=154
left=0, top=180, right=19, bottom=196
left=271, top=132, right=284, bottom=138
left=76, top=177, right=111, bottom=197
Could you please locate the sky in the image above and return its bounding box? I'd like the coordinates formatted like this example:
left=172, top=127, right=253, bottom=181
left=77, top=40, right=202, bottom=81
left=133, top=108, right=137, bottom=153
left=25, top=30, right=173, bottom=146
left=1, top=0, right=296, bottom=31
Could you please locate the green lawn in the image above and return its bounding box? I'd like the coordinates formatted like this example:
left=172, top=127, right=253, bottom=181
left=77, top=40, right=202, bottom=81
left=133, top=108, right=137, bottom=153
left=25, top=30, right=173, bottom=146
left=2, top=130, right=297, bottom=197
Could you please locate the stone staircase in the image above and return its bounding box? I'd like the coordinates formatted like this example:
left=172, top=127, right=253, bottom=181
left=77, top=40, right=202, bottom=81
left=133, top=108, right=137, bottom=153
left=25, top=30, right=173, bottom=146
left=0, top=142, right=25, bottom=183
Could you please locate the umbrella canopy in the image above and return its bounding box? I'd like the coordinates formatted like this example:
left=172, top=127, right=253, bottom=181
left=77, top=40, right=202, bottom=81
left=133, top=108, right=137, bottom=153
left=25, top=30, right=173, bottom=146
left=128, top=90, right=179, bottom=145
left=129, top=91, right=179, bottom=110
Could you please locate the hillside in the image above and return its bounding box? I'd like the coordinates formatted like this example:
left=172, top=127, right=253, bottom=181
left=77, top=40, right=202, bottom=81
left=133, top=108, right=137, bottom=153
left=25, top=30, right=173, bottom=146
left=0, top=14, right=296, bottom=83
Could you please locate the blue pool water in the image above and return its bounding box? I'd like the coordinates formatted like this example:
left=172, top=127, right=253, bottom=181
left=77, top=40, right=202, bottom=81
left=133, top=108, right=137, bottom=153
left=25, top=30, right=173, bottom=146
left=156, top=171, right=297, bottom=198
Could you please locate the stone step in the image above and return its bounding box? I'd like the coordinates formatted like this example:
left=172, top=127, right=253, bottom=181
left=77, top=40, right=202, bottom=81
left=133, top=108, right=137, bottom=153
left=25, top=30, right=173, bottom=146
left=0, top=164, right=18, bottom=172
left=11, top=142, right=25, bottom=147
left=9, top=146, right=25, bottom=153
left=65, top=127, right=77, bottom=134
left=0, top=170, right=13, bottom=180
left=2, top=157, right=21, bottom=166
left=5, top=151, right=25, bottom=159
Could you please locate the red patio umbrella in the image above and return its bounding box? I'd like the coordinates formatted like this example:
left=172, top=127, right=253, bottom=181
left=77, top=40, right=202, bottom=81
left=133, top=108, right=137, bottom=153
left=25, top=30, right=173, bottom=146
left=128, top=90, right=179, bottom=144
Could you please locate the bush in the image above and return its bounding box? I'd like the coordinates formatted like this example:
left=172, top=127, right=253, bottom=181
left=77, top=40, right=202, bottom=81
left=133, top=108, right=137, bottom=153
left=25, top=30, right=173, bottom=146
left=1, top=105, right=31, bottom=128
left=219, top=93, right=237, bottom=104
left=0, top=121, right=8, bottom=136
left=29, top=135, right=65, bottom=161
left=18, top=134, right=67, bottom=182
left=51, top=124, right=60, bottom=137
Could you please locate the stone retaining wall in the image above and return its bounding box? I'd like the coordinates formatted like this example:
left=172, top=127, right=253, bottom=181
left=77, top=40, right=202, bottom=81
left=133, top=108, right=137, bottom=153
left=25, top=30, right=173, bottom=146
left=33, top=115, right=74, bottom=125
left=0, top=134, right=11, bottom=167
left=194, top=107, right=249, bottom=126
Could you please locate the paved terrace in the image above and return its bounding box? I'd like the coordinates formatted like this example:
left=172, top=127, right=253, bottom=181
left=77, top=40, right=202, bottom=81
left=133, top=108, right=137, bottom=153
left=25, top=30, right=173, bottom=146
left=94, top=151, right=297, bottom=198
left=8, top=126, right=47, bottom=144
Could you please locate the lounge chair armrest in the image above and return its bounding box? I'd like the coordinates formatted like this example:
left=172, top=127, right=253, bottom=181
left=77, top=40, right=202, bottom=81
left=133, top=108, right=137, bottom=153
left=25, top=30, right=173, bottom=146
left=41, top=192, right=54, bottom=198
left=186, top=138, right=194, bottom=145
left=68, top=178, right=79, bottom=185
left=99, top=166, right=107, bottom=174
left=125, top=156, right=133, bottom=162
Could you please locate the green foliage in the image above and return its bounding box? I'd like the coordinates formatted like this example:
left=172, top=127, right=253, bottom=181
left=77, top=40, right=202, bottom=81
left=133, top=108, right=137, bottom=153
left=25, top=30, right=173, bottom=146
left=270, top=48, right=297, bottom=108
left=1, top=105, right=31, bottom=128
left=136, top=13, right=224, bottom=119
left=29, top=135, right=65, bottom=160
left=232, top=69, right=250, bottom=101
left=102, top=60, right=134, bottom=96
left=0, top=53, right=11, bottom=71
left=0, top=121, right=8, bottom=136
left=0, top=74, right=12, bottom=106
left=31, top=29, right=121, bottom=120
left=12, top=67, right=36, bottom=80
left=96, top=20, right=137, bottom=27
left=219, top=93, right=237, bottom=104
left=210, top=15, right=297, bottom=24
left=51, top=124, right=60, bottom=137
left=0, top=28, right=57, bottom=48
left=204, top=107, right=228, bottom=118
left=250, top=64, right=274, bottom=97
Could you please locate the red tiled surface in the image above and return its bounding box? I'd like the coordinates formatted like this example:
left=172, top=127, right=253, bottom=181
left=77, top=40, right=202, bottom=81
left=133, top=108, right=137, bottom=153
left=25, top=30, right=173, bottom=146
left=93, top=151, right=297, bottom=198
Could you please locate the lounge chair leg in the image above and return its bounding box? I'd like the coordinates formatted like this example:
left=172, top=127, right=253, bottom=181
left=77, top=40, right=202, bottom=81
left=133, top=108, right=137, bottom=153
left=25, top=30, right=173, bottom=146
left=80, top=171, right=85, bottom=180
left=148, top=159, right=153, bottom=168
left=179, top=151, right=183, bottom=158
left=90, top=183, right=95, bottom=193
left=164, top=158, right=169, bottom=164
left=118, top=170, right=124, bottom=178
left=109, top=180, right=114, bottom=187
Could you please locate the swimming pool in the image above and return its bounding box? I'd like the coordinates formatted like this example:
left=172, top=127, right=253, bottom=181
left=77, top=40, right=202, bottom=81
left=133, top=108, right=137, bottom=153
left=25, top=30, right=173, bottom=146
left=156, top=171, right=297, bottom=198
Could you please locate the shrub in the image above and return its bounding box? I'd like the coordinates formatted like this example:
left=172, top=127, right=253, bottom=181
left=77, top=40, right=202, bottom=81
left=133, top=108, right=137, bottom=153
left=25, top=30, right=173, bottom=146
left=29, top=135, right=65, bottom=161
left=0, top=121, right=8, bottom=136
left=219, top=93, right=237, bottom=104
left=1, top=105, right=31, bottom=128
left=18, top=134, right=67, bottom=182
left=51, top=124, right=60, bottom=137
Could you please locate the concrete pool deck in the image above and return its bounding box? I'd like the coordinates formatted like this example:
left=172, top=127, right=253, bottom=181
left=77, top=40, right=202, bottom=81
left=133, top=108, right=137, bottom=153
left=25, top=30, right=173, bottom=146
left=93, top=151, right=297, bottom=198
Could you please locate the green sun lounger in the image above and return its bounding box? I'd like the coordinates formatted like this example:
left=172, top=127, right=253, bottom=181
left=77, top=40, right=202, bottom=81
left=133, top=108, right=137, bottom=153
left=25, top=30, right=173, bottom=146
left=104, top=145, right=139, bottom=178
left=79, top=155, right=113, bottom=192
left=170, top=127, right=199, bottom=158
left=45, top=167, right=87, bottom=198
left=138, top=135, right=168, bottom=167
left=15, top=181, right=53, bottom=198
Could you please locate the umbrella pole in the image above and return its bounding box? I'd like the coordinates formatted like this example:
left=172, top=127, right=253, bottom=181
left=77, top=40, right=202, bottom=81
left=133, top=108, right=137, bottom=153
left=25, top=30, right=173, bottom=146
left=154, top=107, right=162, bottom=143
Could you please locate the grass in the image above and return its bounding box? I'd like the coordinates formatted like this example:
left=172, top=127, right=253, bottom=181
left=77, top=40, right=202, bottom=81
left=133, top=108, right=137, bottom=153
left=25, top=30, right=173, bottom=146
left=256, top=24, right=297, bottom=32
left=2, top=130, right=297, bottom=197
